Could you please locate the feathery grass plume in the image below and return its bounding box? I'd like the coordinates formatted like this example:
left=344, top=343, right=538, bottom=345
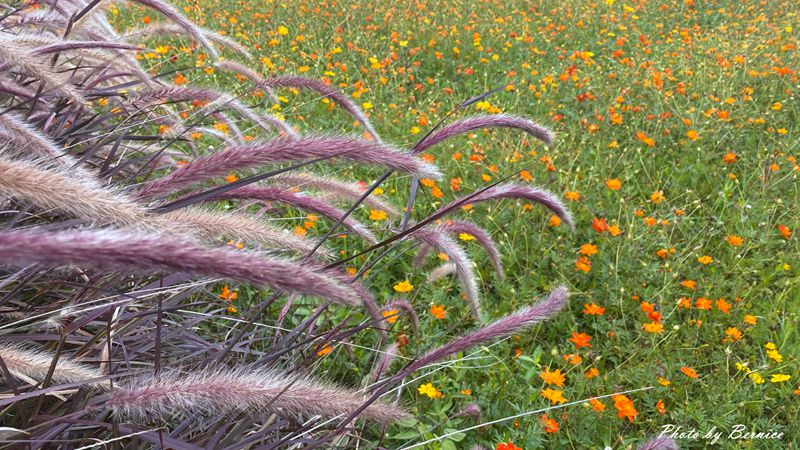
left=121, top=23, right=252, bottom=58
left=269, top=172, right=399, bottom=215
left=138, top=135, right=442, bottom=197
left=440, top=220, right=504, bottom=280
left=201, top=186, right=377, bottom=243
left=452, top=403, right=481, bottom=419
left=399, top=286, right=568, bottom=375
left=0, top=153, right=152, bottom=227
left=213, top=60, right=279, bottom=101
left=411, top=227, right=480, bottom=318
left=369, top=343, right=398, bottom=383
left=0, top=343, right=107, bottom=387
left=435, top=183, right=574, bottom=230
left=261, top=75, right=381, bottom=142
left=127, top=0, right=218, bottom=58
left=0, top=112, right=87, bottom=171
left=31, top=41, right=143, bottom=55
left=412, top=242, right=433, bottom=268
left=426, top=262, right=457, bottom=284
left=0, top=40, right=86, bottom=104
left=381, top=298, right=419, bottom=336
left=126, top=86, right=296, bottom=138
left=107, top=367, right=410, bottom=424
left=413, top=114, right=553, bottom=154
left=637, top=436, right=679, bottom=450
left=159, top=207, right=327, bottom=256
left=0, top=229, right=360, bottom=306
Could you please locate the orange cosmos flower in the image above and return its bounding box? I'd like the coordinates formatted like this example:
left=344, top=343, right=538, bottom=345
left=727, top=235, right=743, bottom=246
left=575, top=256, right=592, bottom=273
left=540, top=368, right=566, bottom=387
left=650, top=190, right=666, bottom=204
left=592, top=217, right=609, bottom=233
left=585, top=367, right=600, bottom=378
left=606, top=178, right=622, bottom=190
left=589, top=398, right=606, bottom=412
left=680, top=366, right=699, bottom=379
left=716, top=298, right=731, bottom=314
left=656, top=399, right=666, bottom=415
left=744, top=314, right=757, bottom=325
left=643, top=322, right=664, bottom=333
left=541, top=414, right=559, bottom=433
left=540, top=388, right=567, bottom=405
left=579, top=243, right=598, bottom=256
left=697, top=255, right=713, bottom=265
left=496, top=442, right=522, bottom=450
left=583, top=303, right=605, bottom=316
left=778, top=224, right=792, bottom=239
left=429, top=304, right=446, bottom=319
left=723, top=152, right=738, bottom=163
left=569, top=332, right=592, bottom=349
left=612, top=394, right=637, bottom=422
left=382, top=309, right=399, bottom=324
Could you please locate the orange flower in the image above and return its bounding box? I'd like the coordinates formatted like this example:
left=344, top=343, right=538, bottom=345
left=540, top=368, right=566, bottom=387
left=723, top=327, right=742, bottom=342
left=549, top=215, right=562, bottom=227
left=541, top=414, right=559, bottom=433
left=563, top=353, right=583, bottom=364
left=612, top=394, right=638, bottom=422
left=606, top=178, right=622, bottom=190
left=643, top=322, right=664, bottom=333
left=540, top=388, right=567, bottom=404
left=681, top=279, right=697, bottom=290
left=429, top=304, right=446, bottom=319
left=697, top=255, right=713, bottom=265
left=592, top=217, right=609, bottom=233
left=716, top=298, right=731, bottom=314
left=585, top=367, right=600, bottom=378
left=744, top=314, right=757, bottom=325
left=315, top=343, right=333, bottom=356
left=680, top=366, right=699, bottom=379
left=726, top=235, right=743, bottom=246
left=174, top=73, right=187, bottom=85
left=218, top=285, right=238, bottom=302
left=723, top=152, right=738, bottom=163
left=565, top=191, right=581, bottom=201
left=583, top=303, right=605, bottom=316
left=569, top=331, right=592, bottom=349
left=778, top=224, right=792, bottom=239
left=575, top=256, right=592, bottom=272
left=656, top=399, right=666, bottom=415
left=496, top=442, right=522, bottom=450
left=608, top=224, right=623, bottom=236
left=650, top=190, right=666, bottom=204
left=382, top=309, right=399, bottom=324
left=589, top=398, right=606, bottom=412
left=686, top=129, right=700, bottom=140
left=579, top=243, right=598, bottom=256
left=695, top=297, right=712, bottom=310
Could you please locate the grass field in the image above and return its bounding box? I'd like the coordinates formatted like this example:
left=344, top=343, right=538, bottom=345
left=112, top=0, right=799, bottom=448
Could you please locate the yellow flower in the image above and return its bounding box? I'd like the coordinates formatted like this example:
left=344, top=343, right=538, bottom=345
left=767, top=349, right=783, bottom=363
left=770, top=374, right=791, bottom=383
left=650, top=190, right=665, bottom=204
left=459, top=233, right=475, bottom=241
left=393, top=280, right=414, bottom=293
left=277, top=25, right=289, bottom=35
left=697, top=255, right=713, bottom=265
left=540, top=388, right=567, bottom=405
left=749, top=372, right=765, bottom=384
left=418, top=383, right=443, bottom=398
left=369, top=209, right=388, bottom=221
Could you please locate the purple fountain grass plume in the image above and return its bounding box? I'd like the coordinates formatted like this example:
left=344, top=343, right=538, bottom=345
left=200, top=185, right=377, bottom=243
left=411, top=227, right=481, bottom=318
left=451, top=402, right=481, bottom=419
left=137, top=135, right=442, bottom=197
left=126, top=86, right=296, bottom=138
left=381, top=298, right=419, bottom=336
left=435, top=183, right=574, bottom=230
left=637, top=436, right=679, bottom=450
left=0, top=343, right=107, bottom=387
left=261, top=75, right=382, bottom=142
left=412, top=242, right=433, bottom=268
left=426, top=262, right=457, bottom=284
left=0, top=228, right=360, bottom=306
left=158, top=208, right=328, bottom=256
left=121, top=24, right=252, bottom=58
left=0, top=154, right=153, bottom=227
left=0, top=112, right=89, bottom=172
left=213, top=60, right=278, bottom=102
left=399, top=286, right=568, bottom=375
left=440, top=219, right=504, bottom=280
left=107, top=367, right=409, bottom=424
left=269, top=172, right=399, bottom=215
left=31, top=41, right=143, bottom=55
left=413, top=114, right=553, bottom=154
left=369, top=343, right=398, bottom=383
left=0, top=43, right=85, bottom=104
left=126, top=0, right=218, bottom=58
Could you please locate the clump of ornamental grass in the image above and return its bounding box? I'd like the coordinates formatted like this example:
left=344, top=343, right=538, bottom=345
left=0, top=0, right=583, bottom=447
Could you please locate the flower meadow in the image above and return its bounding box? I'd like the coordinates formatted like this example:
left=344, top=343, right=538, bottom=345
left=0, top=0, right=797, bottom=448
